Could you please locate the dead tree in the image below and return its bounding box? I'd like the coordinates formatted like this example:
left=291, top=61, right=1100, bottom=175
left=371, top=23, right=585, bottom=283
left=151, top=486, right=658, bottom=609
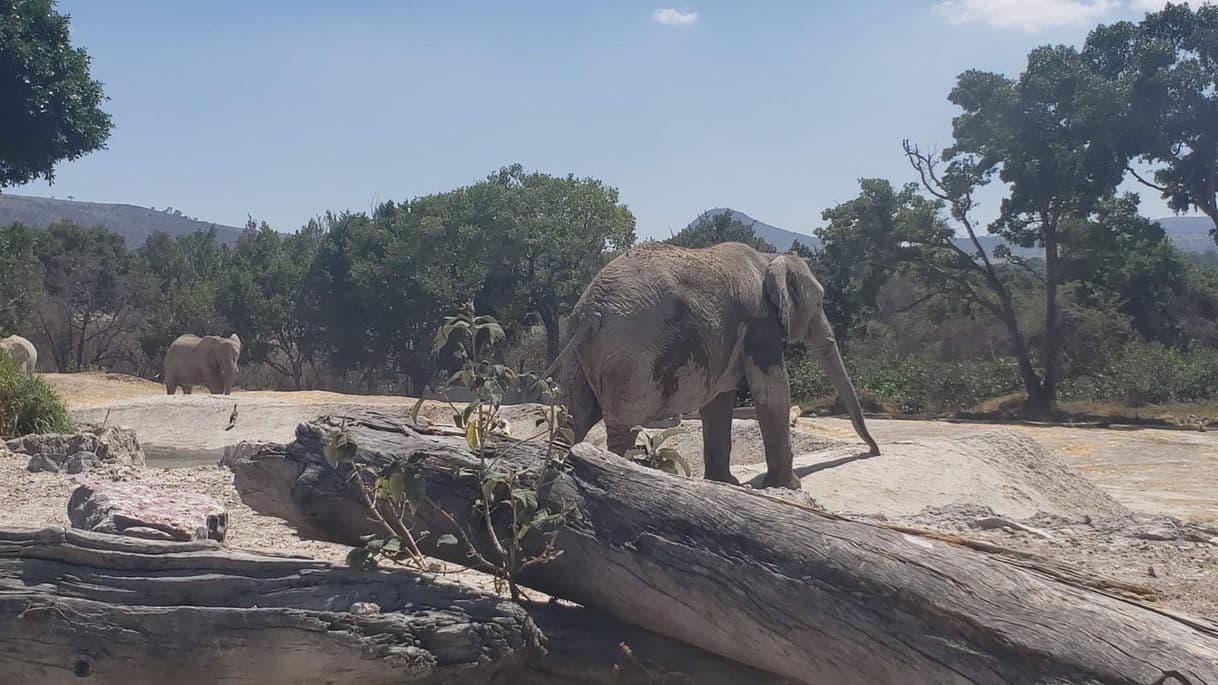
left=232, top=410, right=1218, bottom=685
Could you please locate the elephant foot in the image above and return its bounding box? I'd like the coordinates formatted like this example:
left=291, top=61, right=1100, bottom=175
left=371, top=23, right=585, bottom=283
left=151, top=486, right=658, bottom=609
left=762, top=471, right=802, bottom=490
left=704, top=471, right=740, bottom=486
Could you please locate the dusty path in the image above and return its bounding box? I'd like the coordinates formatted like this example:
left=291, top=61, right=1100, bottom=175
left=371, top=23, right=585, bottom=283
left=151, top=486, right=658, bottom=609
left=793, top=417, right=1218, bottom=524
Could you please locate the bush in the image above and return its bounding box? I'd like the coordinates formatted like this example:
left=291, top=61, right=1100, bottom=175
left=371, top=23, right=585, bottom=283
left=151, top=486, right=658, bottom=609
left=787, top=352, right=1023, bottom=415
left=1063, top=343, right=1218, bottom=406
left=0, top=358, right=72, bottom=437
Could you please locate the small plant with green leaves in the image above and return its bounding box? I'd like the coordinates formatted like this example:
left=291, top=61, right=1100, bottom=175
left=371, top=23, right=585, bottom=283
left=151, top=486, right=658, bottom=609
left=332, top=302, right=574, bottom=602
left=624, top=426, right=691, bottom=476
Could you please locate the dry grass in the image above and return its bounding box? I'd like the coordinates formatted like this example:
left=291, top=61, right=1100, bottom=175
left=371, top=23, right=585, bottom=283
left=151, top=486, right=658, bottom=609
left=967, top=392, right=1218, bottom=427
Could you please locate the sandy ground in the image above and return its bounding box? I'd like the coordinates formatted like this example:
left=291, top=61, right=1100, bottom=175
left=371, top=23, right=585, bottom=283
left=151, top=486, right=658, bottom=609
left=4, top=372, right=1215, bottom=619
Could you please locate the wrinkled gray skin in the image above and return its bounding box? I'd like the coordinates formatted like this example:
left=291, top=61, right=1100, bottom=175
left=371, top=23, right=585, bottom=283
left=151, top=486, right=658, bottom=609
left=164, top=334, right=242, bottom=395
left=0, top=335, right=36, bottom=374
left=550, top=242, right=879, bottom=489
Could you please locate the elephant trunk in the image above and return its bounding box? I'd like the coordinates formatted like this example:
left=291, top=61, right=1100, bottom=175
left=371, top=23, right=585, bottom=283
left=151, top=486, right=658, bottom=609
left=810, top=310, right=880, bottom=456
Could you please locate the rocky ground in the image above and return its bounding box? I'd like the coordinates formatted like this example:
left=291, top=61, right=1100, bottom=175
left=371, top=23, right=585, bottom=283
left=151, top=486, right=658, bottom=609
left=2, top=371, right=1215, bottom=618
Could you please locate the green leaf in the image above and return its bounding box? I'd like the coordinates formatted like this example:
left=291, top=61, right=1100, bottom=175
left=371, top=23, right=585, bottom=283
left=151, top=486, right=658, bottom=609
left=651, top=427, right=687, bottom=447
left=404, top=473, right=426, bottom=506
left=511, top=488, right=538, bottom=511
left=346, top=547, right=375, bottom=569
left=437, top=533, right=459, bottom=546
left=382, top=536, right=402, bottom=554
left=656, top=448, right=691, bottom=476
left=379, top=471, right=406, bottom=504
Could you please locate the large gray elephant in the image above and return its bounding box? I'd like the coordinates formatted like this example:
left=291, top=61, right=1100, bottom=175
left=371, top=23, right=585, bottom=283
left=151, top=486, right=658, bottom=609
left=164, top=334, right=242, bottom=395
left=546, top=242, right=878, bottom=489
left=0, top=335, right=37, bottom=374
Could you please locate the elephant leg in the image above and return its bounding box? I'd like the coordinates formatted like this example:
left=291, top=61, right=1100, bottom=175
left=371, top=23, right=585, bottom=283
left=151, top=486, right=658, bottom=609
left=165, top=380, right=175, bottom=395
left=604, top=423, right=636, bottom=457
left=182, top=385, right=192, bottom=395
left=744, top=361, right=800, bottom=490
left=567, top=372, right=602, bottom=445
left=699, top=391, right=738, bottom=484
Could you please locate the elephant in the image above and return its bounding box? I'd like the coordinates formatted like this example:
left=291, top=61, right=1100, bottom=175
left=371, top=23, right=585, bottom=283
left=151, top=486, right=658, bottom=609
left=164, top=334, right=242, bottom=395
left=0, top=335, right=37, bottom=374
left=545, top=241, right=878, bottom=490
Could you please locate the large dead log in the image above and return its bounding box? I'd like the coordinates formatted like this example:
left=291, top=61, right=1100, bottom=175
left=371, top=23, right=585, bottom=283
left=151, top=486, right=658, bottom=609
left=232, top=410, right=1218, bottom=685
left=0, top=525, right=541, bottom=684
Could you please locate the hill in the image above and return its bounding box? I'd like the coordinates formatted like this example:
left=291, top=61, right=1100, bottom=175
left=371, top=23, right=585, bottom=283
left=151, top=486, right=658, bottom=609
left=0, top=193, right=244, bottom=247
left=690, top=208, right=1217, bottom=256
left=688, top=208, right=816, bottom=251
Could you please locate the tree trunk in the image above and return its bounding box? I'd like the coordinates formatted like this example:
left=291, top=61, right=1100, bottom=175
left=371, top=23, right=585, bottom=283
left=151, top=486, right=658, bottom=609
left=538, top=302, right=561, bottom=367
left=1042, top=214, right=1060, bottom=411
left=991, top=284, right=1046, bottom=414
left=231, top=411, right=1218, bottom=685
left=0, top=525, right=541, bottom=684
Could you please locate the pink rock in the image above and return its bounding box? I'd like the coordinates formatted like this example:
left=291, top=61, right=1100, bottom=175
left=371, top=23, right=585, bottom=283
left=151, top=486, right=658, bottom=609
left=68, top=482, right=227, bottom=542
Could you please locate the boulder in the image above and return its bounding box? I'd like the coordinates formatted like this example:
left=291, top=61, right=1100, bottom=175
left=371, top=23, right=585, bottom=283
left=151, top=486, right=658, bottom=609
left=67, top=482, right=227, bottom=542
left=10, top=426, right=144, bottom=474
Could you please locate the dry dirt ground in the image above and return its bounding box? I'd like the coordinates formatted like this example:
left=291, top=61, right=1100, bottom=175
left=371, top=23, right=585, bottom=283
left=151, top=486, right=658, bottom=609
left=3, top=372, right=1216, bottom=618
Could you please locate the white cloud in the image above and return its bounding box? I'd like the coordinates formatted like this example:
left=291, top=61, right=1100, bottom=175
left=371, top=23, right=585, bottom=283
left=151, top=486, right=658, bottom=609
left=1128, top=0, right=1171, bottom=10
left=652, top=8, right=699, bottom=26
left=934, top=0, right=1120, bottom=31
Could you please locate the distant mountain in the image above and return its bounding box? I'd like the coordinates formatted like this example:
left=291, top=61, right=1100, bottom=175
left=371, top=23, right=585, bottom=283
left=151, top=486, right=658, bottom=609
left=688, top=207, right=1217, bottom=256
left=0, top=193, right=244, bottom=247
left=687, top=208, right=816, bottom=251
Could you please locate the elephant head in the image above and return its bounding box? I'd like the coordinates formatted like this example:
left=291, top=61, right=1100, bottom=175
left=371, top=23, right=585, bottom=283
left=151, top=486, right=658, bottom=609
left=209, top=334, right=242, bottom=395
left=764, top=255, right=879, bottom=455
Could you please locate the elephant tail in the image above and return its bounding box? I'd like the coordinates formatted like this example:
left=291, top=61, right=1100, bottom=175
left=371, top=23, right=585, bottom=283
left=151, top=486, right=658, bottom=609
left=540, top=310, right=601, bottom=381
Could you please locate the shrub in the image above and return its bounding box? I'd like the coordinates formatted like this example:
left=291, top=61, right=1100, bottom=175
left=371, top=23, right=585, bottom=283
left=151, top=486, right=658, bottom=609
left=1063, top=343, right=1218, bottom=406
left=0, top=357, right=72, bottom=437
left=787, top=352, right=1022, bottom=415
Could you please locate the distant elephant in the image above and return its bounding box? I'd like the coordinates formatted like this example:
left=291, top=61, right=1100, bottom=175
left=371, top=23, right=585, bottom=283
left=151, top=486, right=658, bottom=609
left=546, top=242, right=878, bottom=490
left=0, top=335, right=37, bottom=374
left=164, top=334, right=242, bottom=395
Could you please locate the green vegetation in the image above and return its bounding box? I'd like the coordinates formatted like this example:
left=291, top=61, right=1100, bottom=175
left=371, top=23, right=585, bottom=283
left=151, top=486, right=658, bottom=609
left=0, top=0, right=112, bottom=187
left=0, top=356, right=71, bottom=437
left=3, top=4, right=1218, bottom=421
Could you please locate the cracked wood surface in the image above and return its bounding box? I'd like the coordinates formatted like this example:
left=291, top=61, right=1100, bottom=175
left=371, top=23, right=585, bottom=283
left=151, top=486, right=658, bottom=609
left=233, top=410, right=1218, bottom=685
left=0, top=525, right=541, bottom=684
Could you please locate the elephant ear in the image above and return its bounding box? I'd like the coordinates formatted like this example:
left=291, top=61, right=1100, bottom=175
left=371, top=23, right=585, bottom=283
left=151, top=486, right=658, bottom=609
left=764, top=255, right=813, bottom=339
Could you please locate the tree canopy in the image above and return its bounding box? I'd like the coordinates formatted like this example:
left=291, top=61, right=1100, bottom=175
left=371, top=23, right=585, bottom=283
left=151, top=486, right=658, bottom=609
left=0, top=0, right=112, bottom=187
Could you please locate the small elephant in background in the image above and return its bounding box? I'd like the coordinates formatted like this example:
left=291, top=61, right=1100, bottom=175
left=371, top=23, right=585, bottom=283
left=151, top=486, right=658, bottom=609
left=164, top=334, right=242, bottom=395
left=0, top=335, right=37, bottom=374
left=546, top=241, right=878, bottom=490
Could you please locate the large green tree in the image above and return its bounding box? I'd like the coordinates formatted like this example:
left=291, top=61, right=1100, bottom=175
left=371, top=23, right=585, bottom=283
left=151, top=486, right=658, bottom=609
left=0, top=0, right=112, bottom=187
left=218, top=220, right=327, bottom=389
left=904, top=44, right=1130, bottom=413
left=32, top=222, right=155, bottom=371
left=1084, top=3, right=1218, bottom=237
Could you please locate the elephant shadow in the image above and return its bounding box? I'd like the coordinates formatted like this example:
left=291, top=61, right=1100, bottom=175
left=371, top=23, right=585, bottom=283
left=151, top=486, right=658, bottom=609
left=743, top=449, right=878, bottom=488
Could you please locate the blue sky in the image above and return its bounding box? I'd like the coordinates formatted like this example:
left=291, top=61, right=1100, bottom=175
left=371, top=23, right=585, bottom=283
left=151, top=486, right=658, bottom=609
left=20, top=0, right=1193, bottom=238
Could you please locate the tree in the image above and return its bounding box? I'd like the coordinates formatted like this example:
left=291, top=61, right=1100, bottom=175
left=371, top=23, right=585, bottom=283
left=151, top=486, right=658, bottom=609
left=218, top=220, right=326, bottom=389
left=0, top=222, right=43, bottom=332
left=903, top=45, right=1130, bottom=413
left=1083, top=3, right=1218, bottom=238
left=137, top=229, right=231, bottom=369
left=0, top=0, right=112, bottom=187
left=814, top=180, right=940, bottom=339
left=32, top=222, right=155, bottom=372
left=666, top=212, right=776, bottom=253
left=480, top=165, right=636, bottom=363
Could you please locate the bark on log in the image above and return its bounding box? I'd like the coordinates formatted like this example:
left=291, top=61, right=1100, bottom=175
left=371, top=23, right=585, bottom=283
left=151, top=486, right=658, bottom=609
left=232, top=410, right=1218, bottom=685
left=0, top=525, right=541, bottom=684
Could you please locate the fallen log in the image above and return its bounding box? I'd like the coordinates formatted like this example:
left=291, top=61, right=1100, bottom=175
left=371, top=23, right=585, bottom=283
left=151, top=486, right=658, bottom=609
left=0, top=525, right=541, bottom=684
left=232, top=410, right=1218, bottom=685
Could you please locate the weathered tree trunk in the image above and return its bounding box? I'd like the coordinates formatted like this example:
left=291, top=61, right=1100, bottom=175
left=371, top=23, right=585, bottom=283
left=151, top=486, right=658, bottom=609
left=232, top=411, right=1218, bottom=685
left=0, top=525, right=541, bottom=684
left=0, top=525, right=783, bottom=685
